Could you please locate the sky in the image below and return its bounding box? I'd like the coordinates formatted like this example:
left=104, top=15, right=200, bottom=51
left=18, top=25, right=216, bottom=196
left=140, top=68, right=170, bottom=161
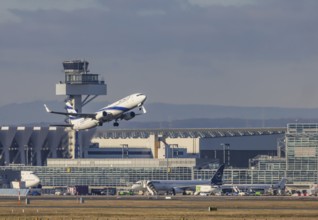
left=1, top=0, right=318, bottom=108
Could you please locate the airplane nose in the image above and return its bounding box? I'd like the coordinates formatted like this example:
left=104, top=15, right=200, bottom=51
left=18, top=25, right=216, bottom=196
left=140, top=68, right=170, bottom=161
left=140, top=94, right=147, bottom=103
left=34, top=176, right=40, bottom=185
left=135, top=94, right=147, bottom=105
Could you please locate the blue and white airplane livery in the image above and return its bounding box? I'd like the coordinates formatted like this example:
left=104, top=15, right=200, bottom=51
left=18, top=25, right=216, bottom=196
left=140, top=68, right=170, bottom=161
left=132, top=164, right=225, bottom=195
left=44, top=93, right=147, bottom=130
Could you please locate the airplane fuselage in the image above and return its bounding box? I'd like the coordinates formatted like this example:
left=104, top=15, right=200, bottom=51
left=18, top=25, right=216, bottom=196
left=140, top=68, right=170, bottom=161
left=21, top=171, right=40, bottom=188
left=151, top=180, right=211, bottom=192
left=71, top=93, right=146, bottom=130
left=132, top=164, right=225, bottom=195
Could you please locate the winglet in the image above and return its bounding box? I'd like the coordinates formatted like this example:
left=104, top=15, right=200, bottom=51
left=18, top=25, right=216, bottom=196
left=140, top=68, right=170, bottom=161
left=44, top=104, right=51, bottom=113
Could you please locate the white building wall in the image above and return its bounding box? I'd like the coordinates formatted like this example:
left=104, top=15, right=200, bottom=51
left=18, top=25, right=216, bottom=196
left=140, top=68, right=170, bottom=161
left=91, top=136, right=154, bottom=149
left=92, top=135, right=157, bottom=157
left=164, top=138, right=200, bottom=154
left=91, top=136, right=201, bottom=158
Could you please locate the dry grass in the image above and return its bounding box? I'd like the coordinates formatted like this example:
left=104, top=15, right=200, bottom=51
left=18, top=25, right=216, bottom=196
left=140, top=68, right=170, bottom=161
left=0, top=197, right=318, bottom=220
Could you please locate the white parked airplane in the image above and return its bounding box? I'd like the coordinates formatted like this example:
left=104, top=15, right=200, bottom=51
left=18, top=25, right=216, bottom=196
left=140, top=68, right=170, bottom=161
left=44, top=93, right=147, bottom=130
left=21, top=171, right=41, bottom=188
left=132, top=164, right=225, bottom=195
left=12, top=171, right=40, bottom=188
left=220, top=178, right=287, bottom=195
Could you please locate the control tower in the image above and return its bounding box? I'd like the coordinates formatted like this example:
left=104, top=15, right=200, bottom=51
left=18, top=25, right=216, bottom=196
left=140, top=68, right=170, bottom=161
left=56, top=60, right=107, bottom=158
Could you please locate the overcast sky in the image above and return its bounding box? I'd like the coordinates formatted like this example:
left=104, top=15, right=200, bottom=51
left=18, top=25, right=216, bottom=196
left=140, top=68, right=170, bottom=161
left=1, top=0, right=318, bottom=108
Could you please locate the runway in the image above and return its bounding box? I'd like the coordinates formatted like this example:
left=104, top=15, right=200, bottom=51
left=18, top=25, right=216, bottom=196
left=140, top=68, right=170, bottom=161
left=1, top=196, right=318, bottom=219
left=3, top=194, right=318, bottom=201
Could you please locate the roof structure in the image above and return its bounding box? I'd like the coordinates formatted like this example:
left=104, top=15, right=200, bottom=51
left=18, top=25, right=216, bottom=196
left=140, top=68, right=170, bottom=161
left=94, top=128, right=286, bottom=139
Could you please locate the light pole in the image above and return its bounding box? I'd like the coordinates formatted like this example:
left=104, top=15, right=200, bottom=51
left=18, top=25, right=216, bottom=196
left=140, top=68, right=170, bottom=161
left=221, top=143, right=230, bottom=165
left=121, top=144, right=128, bottom=158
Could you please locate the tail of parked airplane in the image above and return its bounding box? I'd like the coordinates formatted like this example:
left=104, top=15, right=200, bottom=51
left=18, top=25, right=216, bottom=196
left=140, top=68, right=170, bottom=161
left=211, top=164, right=225, bottom=186
left=275, top=177, right=287, bottom=190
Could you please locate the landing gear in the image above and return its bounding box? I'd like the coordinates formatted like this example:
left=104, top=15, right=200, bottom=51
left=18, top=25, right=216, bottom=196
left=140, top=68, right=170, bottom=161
left=98, top=122, right=103, bottom=126
left=113, top=122, right=119, bottom=127
left=172, top=189, right=176, bottom=196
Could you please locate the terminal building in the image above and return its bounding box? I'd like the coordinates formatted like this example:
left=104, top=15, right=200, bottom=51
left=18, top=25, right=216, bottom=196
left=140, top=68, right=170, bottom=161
left=0, top=123, right=317, bottom=189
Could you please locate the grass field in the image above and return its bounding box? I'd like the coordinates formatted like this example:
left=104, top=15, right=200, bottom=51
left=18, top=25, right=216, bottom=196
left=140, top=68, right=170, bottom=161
left=1, top=196, right=318, bottom=219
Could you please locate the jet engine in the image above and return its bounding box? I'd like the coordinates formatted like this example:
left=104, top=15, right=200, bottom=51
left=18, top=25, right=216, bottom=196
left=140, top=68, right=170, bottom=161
left=95, top=111, right=107, bottom=120
left=122, top=111, right=136, bottom=120
left=172, top=188, right=184, bottom=195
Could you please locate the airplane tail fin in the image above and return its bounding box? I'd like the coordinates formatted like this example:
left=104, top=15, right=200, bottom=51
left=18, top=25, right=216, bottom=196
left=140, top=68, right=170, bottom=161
left=275, top=177, right=287, bottom=189
left=211, top=164, right=225, bottom=186
left=65, top=101, right=77, bottom=113
left=65, top=101, right=77, bottom=124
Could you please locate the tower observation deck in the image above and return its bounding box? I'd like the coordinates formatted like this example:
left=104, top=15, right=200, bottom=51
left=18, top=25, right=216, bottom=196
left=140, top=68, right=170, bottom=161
left=56, top=60, right=107, bottom=105
left=56, top=60, right=107, bottom=159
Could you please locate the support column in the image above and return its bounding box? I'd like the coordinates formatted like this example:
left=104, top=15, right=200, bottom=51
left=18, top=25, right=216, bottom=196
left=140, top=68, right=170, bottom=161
left=30, top=127, right=49, bottom=166
left=15, top=127, right=33, bottom=165
left=68, top=96, right=81, bottom=159
left=80, top=128, right=96, bottom=158
left=68, top=129, right=76, bottom=159
left=150, top=134, right=158, bottom=159
left=0, top=127, right=16, bottom=165
left=47, top=127, right=65, bottom=158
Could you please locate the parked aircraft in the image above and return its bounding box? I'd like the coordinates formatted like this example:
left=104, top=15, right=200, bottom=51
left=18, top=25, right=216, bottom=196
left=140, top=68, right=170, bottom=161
left=194, top=184, right=222, bottom=196
left=132, top=164, right=225, bottom=195
left=22, top=171, right=40, bottom=188
left=221, top=177, right=287, bottom=195
left=44, top=93, right=147, bottom=130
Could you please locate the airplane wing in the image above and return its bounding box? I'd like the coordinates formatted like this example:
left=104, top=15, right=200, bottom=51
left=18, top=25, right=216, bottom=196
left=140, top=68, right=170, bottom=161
left=44, top=104, right=96, bottom=118
left=49, top=124, right=73, bottom=127
left=173, top=186, right=196, bottom=192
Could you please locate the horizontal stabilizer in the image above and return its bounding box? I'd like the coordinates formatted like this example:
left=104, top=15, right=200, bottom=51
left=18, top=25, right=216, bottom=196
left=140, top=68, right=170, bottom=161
left=44, top=104, right=96, bottom=118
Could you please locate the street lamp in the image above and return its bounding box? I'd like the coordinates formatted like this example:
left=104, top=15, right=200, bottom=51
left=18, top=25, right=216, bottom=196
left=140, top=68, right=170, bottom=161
left=221, top=143, right=230, bottom=165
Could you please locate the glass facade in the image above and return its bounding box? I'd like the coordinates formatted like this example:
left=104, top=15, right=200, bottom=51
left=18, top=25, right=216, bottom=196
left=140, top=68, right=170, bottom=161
left=194, top=169, right=285, bottom=185
left=0, top=165, right=288, bottom=188
left=65, top=73, right=100, bottom=84
left=0, top=165, right=193, bottom=187
left=286, top=124, right=318, bottom=183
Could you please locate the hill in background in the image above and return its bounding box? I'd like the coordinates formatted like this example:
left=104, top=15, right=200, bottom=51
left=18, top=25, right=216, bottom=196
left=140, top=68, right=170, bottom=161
left=0, top=101, right=317, bottom=128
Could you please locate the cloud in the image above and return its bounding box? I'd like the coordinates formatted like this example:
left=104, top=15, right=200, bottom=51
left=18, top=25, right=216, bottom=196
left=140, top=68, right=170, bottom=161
left=0, top=0, right=103, bottom=23
left=188, top=0, right=256, bottom=7
left=1, top=0, right=318, bottom=108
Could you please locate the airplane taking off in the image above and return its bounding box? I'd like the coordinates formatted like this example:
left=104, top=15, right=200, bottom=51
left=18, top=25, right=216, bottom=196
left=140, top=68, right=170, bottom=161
left=44, top=93, right=147, bottom=130
left=132, top=164, right=225, bottom=195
